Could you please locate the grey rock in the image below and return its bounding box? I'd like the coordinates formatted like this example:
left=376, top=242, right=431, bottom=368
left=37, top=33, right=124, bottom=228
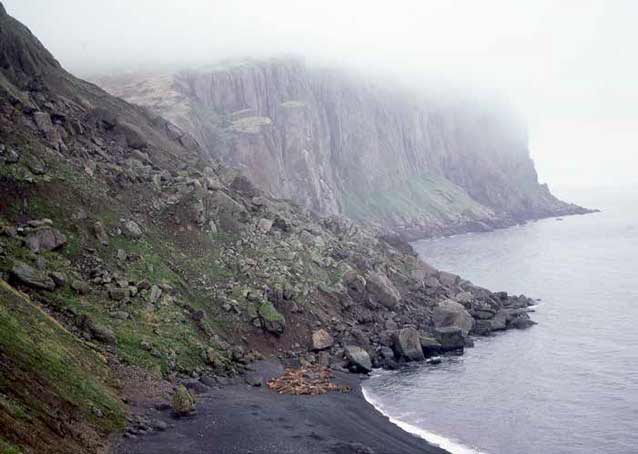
left=24, top=227, right=67, bottom=253
left=433, top=327, right=465, bottom=351
left=71, top=279, right=90, bottom=295
left=11, top=261, right=55, bottom=290
left=419, top=336, right=442, bottom=356
left=311, top=329, right=334, bottom=351
left=123, top=220, right=143, bottom=239
left=432, top=299, right=474, bottom=336
left=344, top=345, right=372, bottom=373
left=392, top=327, right=425, bottom=361
left=365, top=271, right=400, bottom=308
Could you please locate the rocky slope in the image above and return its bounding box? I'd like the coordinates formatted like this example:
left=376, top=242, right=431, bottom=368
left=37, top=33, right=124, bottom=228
left=1, top=4, right=536, bottom=453
left=96, top=59, right=589, bottom=239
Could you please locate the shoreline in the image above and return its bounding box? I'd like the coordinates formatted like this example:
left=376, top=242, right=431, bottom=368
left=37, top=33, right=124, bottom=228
left=115, top=371, right=449, bottom=454
left=390, top=208, right=599, bottom=242
left=361, top=386, right=486, bottom=454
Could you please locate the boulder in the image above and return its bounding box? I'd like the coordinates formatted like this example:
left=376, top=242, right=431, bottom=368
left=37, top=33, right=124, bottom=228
left=420, top=336, right=442, bottom=356
left=344, top=345, right=372, bottom=373
left=70, top=279, right=90, bottom=295
left=93, top=221, right=109, bottom=245
left=24, top=227, right=67, bottom=253
left=365, top=271, right=400, bottom=308
left=108, top=286, right=129, bottom=301
left=171, top=385, right=195, bottom=416
left=343, top=269, right=366, bottom=294
left=256, top=218, right=273, bottom=233
left=11, top=261, right=55, bottom=290
left=433, top=327, right=465, bottom=351
left=311, top=329, right=334, bottom=351
left=49, top=271, right=66, bottom=288
left=432, top=299, right=474, bottom=336
left=392, top=327, right=425, bottom=361
left=123, top=220, right=143, bottom=239
left=257, top=301, right=285, bottom=335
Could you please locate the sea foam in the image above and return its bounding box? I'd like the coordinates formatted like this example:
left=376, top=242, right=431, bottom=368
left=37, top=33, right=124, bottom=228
left=361, top=387, right=487, bottom=454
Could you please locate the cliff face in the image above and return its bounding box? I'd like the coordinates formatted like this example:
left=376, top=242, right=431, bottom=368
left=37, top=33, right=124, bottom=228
left=96, top=59, right=587, bottom=238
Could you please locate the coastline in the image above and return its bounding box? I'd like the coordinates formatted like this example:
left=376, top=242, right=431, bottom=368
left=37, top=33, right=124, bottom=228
left=390, top=207, right=598, bottom=242
left=361, top=386, right=486, bottom=454
left=115, top=371, right=449, bottom=454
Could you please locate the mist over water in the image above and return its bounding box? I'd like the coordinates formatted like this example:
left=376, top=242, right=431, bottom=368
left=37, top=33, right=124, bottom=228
left=364, top=189, right=638, bottom=454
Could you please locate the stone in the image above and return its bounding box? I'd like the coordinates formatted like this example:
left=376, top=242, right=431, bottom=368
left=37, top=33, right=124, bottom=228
left=419, top=336, right=442, bottom=356
left=171, top=385, right=195, bottom=416
left=49, top=271, right=66, bottom=288
left=258, top=301, right=285, bottom=335
left=343, top=269, right=366, bottom=293
left=365, top=271, right=400, bottom=308
left=148, top=285, right=162, bottom=303
left=432, top=299, right=474, bottom=336
left=33, top=111, right=54, bottom=132
left=509, top=316, right=536, bottom=330
left=93, top=221, right=109, bottom=245
left=24, top=227, right=67, bottom=253
left=90, top=324, right=117, bottom=345
left=433, top=327, right=465, bottom=351
left=256, top=218, right=273, bottom=233
left=11, top=261, right=55, bottom=290
left=392, top=327, right=425, bottom=361
left=108, top=286, right=129, bottom=301
left=71, top=279, right=90, bottom=295
left=311, top=329, right=334, bottom=351
left=344, top=345, right=372, bottom=373
left=123, top=220, right=143, bottom=239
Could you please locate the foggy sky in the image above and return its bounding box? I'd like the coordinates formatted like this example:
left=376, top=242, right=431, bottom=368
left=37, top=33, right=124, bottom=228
left=5, top=0, right=637, bottom=193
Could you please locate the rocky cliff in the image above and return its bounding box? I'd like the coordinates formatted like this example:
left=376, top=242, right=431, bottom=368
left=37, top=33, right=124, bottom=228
left=96, top=59, right=589, bottom=238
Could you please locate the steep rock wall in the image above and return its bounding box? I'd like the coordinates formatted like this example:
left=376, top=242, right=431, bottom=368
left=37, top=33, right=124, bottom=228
left=96, top=59, right=587, bottom=238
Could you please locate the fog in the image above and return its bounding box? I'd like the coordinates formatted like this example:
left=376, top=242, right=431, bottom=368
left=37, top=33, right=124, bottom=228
left=5, top=0, right=637, bottom=192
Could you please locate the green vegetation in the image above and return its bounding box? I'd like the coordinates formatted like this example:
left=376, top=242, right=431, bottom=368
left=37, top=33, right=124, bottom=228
left=0, top=279, right=124, bottom=451
left=343, top=172, right=493, bottom=224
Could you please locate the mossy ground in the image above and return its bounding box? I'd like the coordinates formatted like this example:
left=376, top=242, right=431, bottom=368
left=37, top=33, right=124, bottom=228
left=0, top=279, right=124, bottom=453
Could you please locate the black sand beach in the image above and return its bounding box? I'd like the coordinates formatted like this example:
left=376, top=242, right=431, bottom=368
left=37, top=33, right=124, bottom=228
left=116, top=372, right=447, bottom=454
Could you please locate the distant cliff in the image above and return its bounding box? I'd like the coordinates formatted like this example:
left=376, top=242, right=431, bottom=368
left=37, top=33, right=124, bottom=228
left=96, top=59, right=588, bottom=238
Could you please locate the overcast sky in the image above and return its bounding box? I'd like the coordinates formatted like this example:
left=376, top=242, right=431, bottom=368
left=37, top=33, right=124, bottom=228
left=5, top=0, right=637, bottom=193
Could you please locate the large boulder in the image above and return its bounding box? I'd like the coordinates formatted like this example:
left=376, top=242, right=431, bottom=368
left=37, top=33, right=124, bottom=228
left=433, top=327, right=465, bottom=351
left=432, top=299, right=474, bottom=335
left=11, top=261, right=55, bottom=290
left=171, top=385, right=196, bottom=416
left=344, top=345, right=372, bottom=373
left=257, top=301, right=285, bottom=335
left=365, top=271, right=400, bottom=308
left=311, top=329, right=334, bottom=351
left=24, top=228, right=67, bottom=253
left=392, top=327, right=425, bottom=361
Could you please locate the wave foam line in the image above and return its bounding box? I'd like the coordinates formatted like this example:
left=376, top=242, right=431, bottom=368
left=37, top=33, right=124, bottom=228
left=361, top=387, right=488, bottom=454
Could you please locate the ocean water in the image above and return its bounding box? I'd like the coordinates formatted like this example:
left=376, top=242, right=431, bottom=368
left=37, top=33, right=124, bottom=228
left=363, top=189, right=638, bottom=454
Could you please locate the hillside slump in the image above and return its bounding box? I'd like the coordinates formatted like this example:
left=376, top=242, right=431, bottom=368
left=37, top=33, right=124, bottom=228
left=96, top=59, right=588, bottom=238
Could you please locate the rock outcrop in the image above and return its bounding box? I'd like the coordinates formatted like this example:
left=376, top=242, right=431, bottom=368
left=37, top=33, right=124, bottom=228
left=96, top=59, right=591, bottom=238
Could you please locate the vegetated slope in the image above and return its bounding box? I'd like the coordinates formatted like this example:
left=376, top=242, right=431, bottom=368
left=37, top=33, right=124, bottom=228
left=1, top=4, right=536, bottom=452
left=96, top=58, right=589, bottom=239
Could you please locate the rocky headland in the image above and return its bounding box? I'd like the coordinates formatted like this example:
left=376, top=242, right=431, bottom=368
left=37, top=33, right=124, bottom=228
left=96, top=59, right=592, bottom=240
left=0, top=3, right=558, bottom=453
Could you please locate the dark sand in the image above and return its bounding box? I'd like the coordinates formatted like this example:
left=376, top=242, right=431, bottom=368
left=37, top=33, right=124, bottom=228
left=116, top=372, right=447, bottom=454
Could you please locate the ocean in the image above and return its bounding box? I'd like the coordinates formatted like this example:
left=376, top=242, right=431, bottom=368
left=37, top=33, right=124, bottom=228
left=363, top=188, right=638, bottom=454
